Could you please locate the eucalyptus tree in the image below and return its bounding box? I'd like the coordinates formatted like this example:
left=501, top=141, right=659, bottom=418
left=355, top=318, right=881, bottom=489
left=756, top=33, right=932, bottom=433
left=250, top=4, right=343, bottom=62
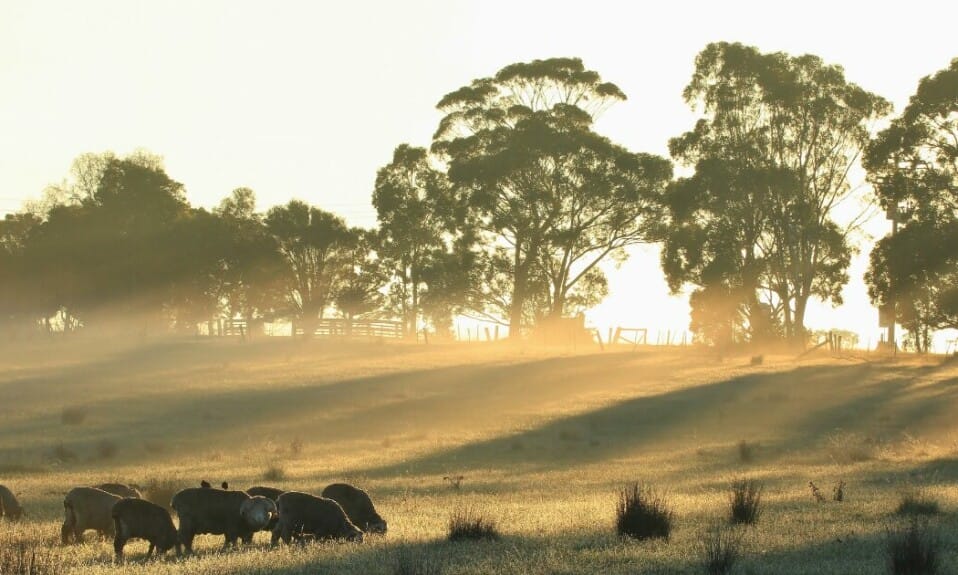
left=213, top=188, right=287, bottom=335
left=265, top=200, right=357, bottom=336
left=432, top=57, right=670, bottom=335
left=865, top=58, right=958, bottom=350
left=665, top=43, right=889, bottom=344
left=373, top=144, right=461, bottom=335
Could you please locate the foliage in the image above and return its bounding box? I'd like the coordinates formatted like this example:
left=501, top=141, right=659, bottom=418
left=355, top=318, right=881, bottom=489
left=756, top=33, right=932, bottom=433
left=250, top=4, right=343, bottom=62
left=615, top=483, right=673, bottom=540
left=374, top=144, right=465, bottom=336
left=728, top=478, right=762, bottom=524
left=702, top=524, right=742, bottom=575
left=886, top=517, right=940, bottom=575
left=265, top=200, right=358, bottom=334
left=448, top=506, right=500, bottom=541
left=433, top=57, right=670, bottom=333
left=865, top=58, right=958, bottom=351
left=665, top=42, right=889, bottom=345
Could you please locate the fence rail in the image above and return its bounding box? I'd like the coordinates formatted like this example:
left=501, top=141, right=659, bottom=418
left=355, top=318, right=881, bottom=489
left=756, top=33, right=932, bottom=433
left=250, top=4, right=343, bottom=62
left=294, top=318, right=404, bottom=339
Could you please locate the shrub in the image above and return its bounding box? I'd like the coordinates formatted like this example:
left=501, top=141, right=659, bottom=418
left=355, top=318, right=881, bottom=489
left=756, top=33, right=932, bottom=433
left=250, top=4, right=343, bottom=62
left=895, top=488, right=940, bottom=517
left=886, top=517, right=939, bottom=575
left=50, top=443, right=77, bottom=463
left=737, top=440, right=756, bottom=463
left=702, top=525, right=741, bottom=575
left=0, top=541, right=64, bottom=575
left=142, top=477, right=181, bottom=511
left=95, top=439, right=118, bottom=460
left=728, top=479, right=762, bottom=525
left=615, top=483, right=673, bottom=541
left=289, top=436, right=304, bottom=456
left=263, top=461, right=286, bottom=481
left=393, top=546, right=443, bottom=575
left=60, top=406, right=87, bottom=426
left=448, top=506, right=499, bottom=542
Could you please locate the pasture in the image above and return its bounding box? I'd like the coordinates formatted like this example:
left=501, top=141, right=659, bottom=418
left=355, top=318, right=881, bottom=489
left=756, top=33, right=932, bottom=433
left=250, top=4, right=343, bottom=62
left=0, top=338, right=956, bottom=574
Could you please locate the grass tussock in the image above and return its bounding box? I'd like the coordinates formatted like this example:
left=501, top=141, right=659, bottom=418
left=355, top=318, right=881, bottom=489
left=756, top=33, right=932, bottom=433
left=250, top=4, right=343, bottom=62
left=60, top=406, right=87, bottom=426
left=0, top=541, right=64, bottom=575
left=289, top=436, right=304, bottom=456
left=826, top=430, right=880, bottom=463
left=94, top=439, right=118, bottom=460
left=263, top=461, right=286, bottom=481
left=737, top=440, right=757, bottom=463
left=616, top=483, right=673, bottom=541
left=886, top=517, right=940, bottom=575
left=448, top=506, right=500, bottom=542
left=50, top=443, right=77, bottom=463
left=142, top=477, right=182, bottom=510
left=895, top=487, right=940, bottom=517
left=392, top=546, right=444, bottom=575
left=729, top=478, right=762, bottom=525
left=702, top=524, right=742, bottom=575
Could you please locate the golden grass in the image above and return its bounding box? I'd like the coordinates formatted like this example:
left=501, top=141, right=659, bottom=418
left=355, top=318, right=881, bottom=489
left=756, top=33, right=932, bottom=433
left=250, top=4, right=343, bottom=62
left=1, top=338, right=957, bottom=573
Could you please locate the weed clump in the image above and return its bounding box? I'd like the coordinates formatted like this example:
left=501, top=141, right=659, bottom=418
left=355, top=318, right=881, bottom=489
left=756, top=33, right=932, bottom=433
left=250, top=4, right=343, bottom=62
left=142, top=477, right=181, bottom=511
left=728, top=479, right=762, bottom=525
left=895, top=487, right=940, bottom=517
left=737, top=440, right=757, bottom=463
left=448, top=506, right=499, bottom=542
left=60, top=406, right=87, bottom=426
left=702, top=524, right=741, bottom=575
left=94, top=439, right=118, bottom=460
left=615, top=483, right=673, bottom=541
left=50, top=443, right=77, bottom=463
left=392, top=546, right=443, bottom=575
left=886, top=517, right=939, bottom=575
left=263, top=461, right=286, bottom=481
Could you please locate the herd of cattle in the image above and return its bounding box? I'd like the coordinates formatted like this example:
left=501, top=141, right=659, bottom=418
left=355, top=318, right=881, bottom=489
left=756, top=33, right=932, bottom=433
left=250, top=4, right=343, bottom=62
left=0, top=480, right=386, bottom=561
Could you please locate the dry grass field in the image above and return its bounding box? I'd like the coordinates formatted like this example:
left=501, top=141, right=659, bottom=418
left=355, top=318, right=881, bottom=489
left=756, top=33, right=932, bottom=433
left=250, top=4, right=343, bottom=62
left=1, top=338, right=957, bottom=574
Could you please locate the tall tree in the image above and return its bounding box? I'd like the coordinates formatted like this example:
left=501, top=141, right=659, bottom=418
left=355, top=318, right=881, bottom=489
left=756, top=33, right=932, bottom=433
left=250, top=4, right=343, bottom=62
left=433, top=57, right=669, bottom=335
left=865, top=58, right=958, bottom=351
left=265, top=200, right=356, bottom=336
left=214, top=188, right=287, bottom=336
left=665, top=43, right=889, bottom=344
left=373, top=144, right=459, bottom=336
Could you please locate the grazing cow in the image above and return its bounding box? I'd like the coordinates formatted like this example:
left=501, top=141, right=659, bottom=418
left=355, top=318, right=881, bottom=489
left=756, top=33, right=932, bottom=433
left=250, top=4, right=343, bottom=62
left=0, top=484, right=25, bottom=520
left=112, top=498, right=180, bottom=561
left=271, top=491, right=363, bottom=545
left=62, top=487, right=121, bottom=543
left=322, top=483, right=387, bottom=534
left=171, top=486, right=276, bottom=554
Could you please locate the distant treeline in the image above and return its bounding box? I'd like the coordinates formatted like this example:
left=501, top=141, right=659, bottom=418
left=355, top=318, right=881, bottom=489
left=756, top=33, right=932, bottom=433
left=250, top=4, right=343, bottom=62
left=0, top=44, right=955, bottom=350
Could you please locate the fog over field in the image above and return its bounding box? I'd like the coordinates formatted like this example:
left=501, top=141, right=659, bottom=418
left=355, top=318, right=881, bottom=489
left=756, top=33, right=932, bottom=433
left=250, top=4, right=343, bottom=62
left=1, top=339, right=956, bottom=573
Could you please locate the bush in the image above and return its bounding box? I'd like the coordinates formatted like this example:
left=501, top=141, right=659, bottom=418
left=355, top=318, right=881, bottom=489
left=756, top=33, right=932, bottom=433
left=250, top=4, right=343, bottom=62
left=142, top=477, right=181, bottom=511
left=0, top=541, right=64, bottom=575
left=50, top=443, right=77, bottom=463
left=737, top=440, right=757, bottom=463
left=886, top=517, right=939, bottom=575
left=728, top=479, right=762, bottom=525
left=60, top=406, right=87, bottom=426
left=94, top=439, right=118, bottom=460
left=393, top=546, right=443, bottom=575
left=615, top=483, right=673, bottom=541
left=263, top=461, right=286, bottom=481
left=289, top=436, right=304, bottom=456
left=448, top=506, right=499, bottom=542
left=896, top=488, right=940, bottom=517
left=702, top=525, right=741, bottom=575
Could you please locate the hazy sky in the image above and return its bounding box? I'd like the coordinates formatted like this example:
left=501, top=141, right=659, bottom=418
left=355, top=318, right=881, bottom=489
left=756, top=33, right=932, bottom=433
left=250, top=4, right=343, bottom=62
left=2, top=0, right=956, bottom=347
